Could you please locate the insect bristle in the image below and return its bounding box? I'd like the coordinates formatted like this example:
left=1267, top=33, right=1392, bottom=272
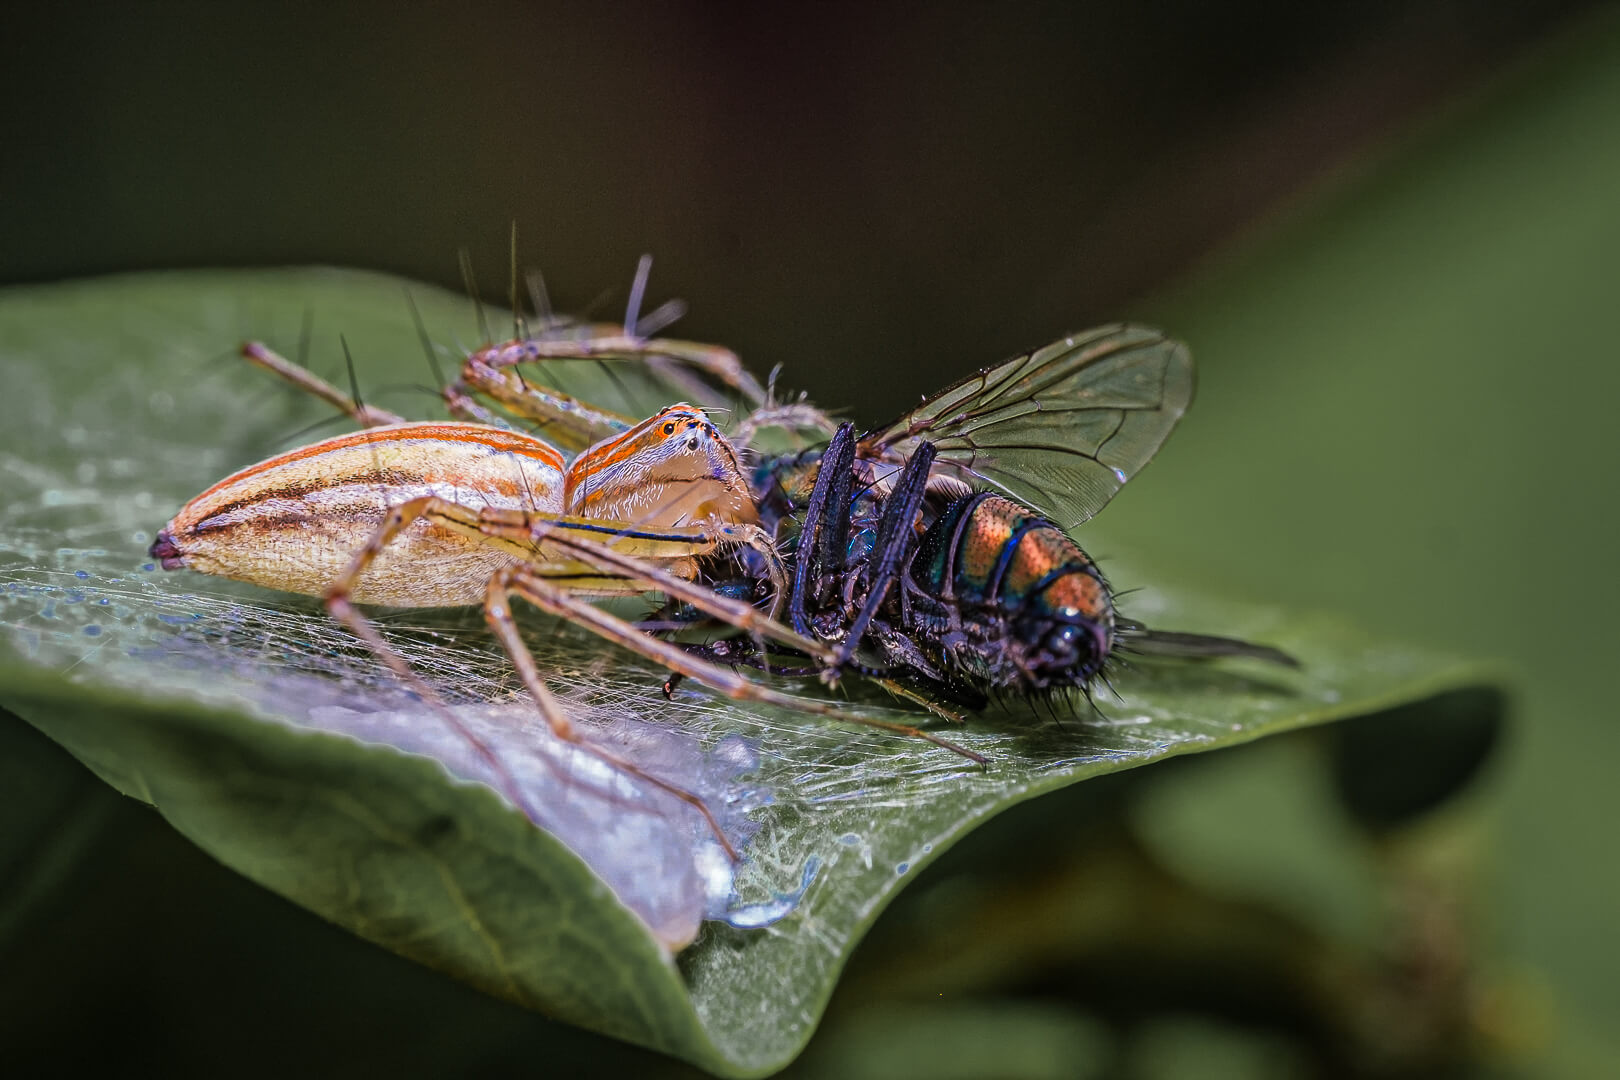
left=595, top=357, right=637, bottom=415
left=1094, top=668, right=1124, bottom=705
left=1077, top=680, right=1107, bottom=721
left=402, top=289, right=450, bottom=391
left=636, top=298, right=687, bottom=338
left=339, top=335, right=366, bottom=416
left=625, top=254, right=654, bottom=338
left=297, top=306, right=315, bottom=371
left=525, top=267, right=555, bottom=329
left=458, top=247, right=492, bottom=345
left=509, top=220, right=529, bottom=342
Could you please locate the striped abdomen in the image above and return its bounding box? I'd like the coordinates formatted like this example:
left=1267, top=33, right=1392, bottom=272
left=152, top=422, right=567, bottom=606
left=912, top=492, right=1116, bottom=690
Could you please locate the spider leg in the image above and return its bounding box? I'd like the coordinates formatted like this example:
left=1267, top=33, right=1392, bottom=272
left=242, top=341, right=406, bottom=427
left=455, top=308, right=823, bottom=451
left=324, top=492, right=985, bottom=859
left=496, top=562, right=987, bottom=765
left=320, top=496, right=545, bottom=827
left=733, top=401, right=840, bottom=448
left=462, top=333, right=764, bottom=449
left=442, top=379, right=519, bottom=428
left=321, top=495, right=741, bottom=853
left=507, top=517, right=821, bottom=660
left=510, top=332, right=765, bottom=408
left=482, top=564, right=740, bottom=860
left=459, top=342, right=636, bottom=450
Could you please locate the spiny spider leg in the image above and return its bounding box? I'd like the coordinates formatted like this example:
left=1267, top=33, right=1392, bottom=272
left=456, top=344, right=635, bottom=451
left=477, top=511, right=978, bottom=757
left=324, top=489, right=985, bottom=859
left=410, top=498, right=983, bottom=762
left=454, top=334, right=787, bottom=452
left=467, top=333, right=762, bottom=408
left=493, top=561, right=987, bottom=765
left=732, top=401, right=840, bottom=447
left=520, top=521, right=807, bottom=654
left=481, top=564, right=739, bottom=861
left=242, top=342, right=406, bottom=428
left=322, top=494, right=745, bottom=858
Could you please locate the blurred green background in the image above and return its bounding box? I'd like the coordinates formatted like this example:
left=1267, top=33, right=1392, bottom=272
left=4, top=2, right=1618, bottom=1075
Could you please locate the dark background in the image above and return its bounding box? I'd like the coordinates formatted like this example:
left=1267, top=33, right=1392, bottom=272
left=0, top=1, right=1590, bottom=418
left=5, top=3, right=1618, bottom=1076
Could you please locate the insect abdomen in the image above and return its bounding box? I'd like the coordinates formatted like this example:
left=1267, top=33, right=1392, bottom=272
left=913, top=493, right=1115, bottom=690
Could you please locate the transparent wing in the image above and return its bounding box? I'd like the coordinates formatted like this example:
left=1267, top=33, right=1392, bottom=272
left=859, top=325, right=1193, bottom=529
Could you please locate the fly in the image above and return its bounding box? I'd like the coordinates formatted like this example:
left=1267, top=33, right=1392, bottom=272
left=661, top=325, right=1297, bottom=713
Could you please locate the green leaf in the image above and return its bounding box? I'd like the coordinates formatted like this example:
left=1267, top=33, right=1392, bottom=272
left=0, top=270, right=1500, bottom=1076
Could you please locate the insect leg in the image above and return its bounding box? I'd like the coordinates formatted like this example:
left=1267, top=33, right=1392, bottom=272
left=241, top=342, right=407, bottom=427
left=789, top=422, right=857, bottom=638
left=813, top=427, right=857, bottom=581
left=827, top=440, right=938, bottom=678
left=675, top=638, right=822, bottom=678
left=875, top=678, right=971, bottom=723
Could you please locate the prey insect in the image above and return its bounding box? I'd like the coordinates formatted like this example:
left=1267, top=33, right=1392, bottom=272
left=656, top=325, right=1297, bottom=714
left=152, top=284, right=976, bottom=860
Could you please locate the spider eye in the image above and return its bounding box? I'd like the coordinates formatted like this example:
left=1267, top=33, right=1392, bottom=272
left=662, top=423, right=675, bottom=435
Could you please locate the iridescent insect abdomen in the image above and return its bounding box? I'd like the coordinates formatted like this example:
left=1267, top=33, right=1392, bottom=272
left=912, top=492, right=1115, bottom=691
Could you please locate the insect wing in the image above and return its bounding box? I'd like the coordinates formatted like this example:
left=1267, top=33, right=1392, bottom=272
left=860, top=325, right=1193, bottom=529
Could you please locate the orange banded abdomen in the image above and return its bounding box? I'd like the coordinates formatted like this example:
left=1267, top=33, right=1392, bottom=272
left=911, top=492, right=1116, bottom=687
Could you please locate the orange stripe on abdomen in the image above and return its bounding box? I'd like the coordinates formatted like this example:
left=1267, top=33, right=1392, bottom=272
left=190, top=422, right=566, bottom=504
